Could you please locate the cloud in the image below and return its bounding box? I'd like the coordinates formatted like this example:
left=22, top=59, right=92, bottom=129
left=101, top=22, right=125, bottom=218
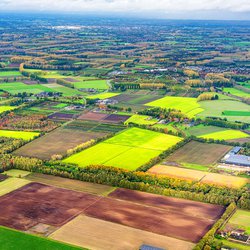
left=0, top=0, right=249, bottom=17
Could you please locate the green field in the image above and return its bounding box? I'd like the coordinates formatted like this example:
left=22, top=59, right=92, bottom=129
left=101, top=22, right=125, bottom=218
left=0, top=106, right=16, bottom=114
left=152, top=123, right=178, bottom=133
left=199, top=129, right=249, bottom=141
left=0, top=82, right=53, bottom=95
left=74, top=80, right=108, bottom=90
left=185, top=124, right=226, bottom=137
left=0, top=226, right=82, bottom=250
left=197, top=99, right=250, bottom=123
left=0, top=130, right=40, bottom=140
left=64, top=127, right=182, bottom=170
left=218, top=239, right=250, bottom=250
left=86, top=92, right=120, bottom=100
left=0, top=178, right=30, bottom=196
left=45, top=83, right=83, bottom=96
left=146, top=96, right=203, bottom=117
left=0, top=71, right=21, bottom=77
left=228, top=210, right=250, bottom=234
left=125, top=114, right=158, bottom=125
left=223, top=88, right=250, bottom=98
left=4, top=169, right=31, bottom=178
left=222, top=110, right=250, bottom=116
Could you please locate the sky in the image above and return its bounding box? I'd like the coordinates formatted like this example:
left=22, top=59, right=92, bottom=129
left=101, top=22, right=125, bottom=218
left=0, top=0, right=250, bottom=20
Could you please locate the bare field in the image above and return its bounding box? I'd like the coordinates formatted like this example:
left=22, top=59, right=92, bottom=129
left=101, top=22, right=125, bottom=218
left=166, top=140, right=232, bottom=165
left=50, top=215, right=195, bottom=250
left=148, top=165, right=249, bottom=188
left=25, top=173, right=115, bottom=195
left=14, top=128, right=106, bottom=160
left=0, top=183, right=99, bottom=231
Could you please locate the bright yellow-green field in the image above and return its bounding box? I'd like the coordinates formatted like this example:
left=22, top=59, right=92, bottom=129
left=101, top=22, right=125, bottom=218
left=63, top=128, right=182, bottom=170
left=125, top=114, right=158, bottom=125
left=86, top=92, right=120, bottom=100
left=146, top=96, right=203, bottom=117
left=0, top=178, right=30, bottom=196
left=198, top=130, right=249, bottom=140
left=0, top=106, right=16, bottom=114
left=0, top=130, right=40, bottom=140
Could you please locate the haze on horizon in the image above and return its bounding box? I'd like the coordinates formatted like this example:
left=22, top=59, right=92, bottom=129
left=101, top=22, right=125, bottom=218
left=0, top=0, right=250, bottom=20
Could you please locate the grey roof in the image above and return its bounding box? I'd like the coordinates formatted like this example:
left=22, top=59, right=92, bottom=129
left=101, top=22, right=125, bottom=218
left=230, top=147, right=242, bottom=154
left=224, top=154, right=250, bottom=167
left=140, top=245, right=165, bottom=250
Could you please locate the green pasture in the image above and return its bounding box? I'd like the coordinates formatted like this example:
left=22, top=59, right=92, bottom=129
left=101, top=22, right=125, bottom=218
left=64, top=127, right=182, bottom=170
left=146, top=96, right=203, bottom=117
left=45, top=83, right=83, bottom=96
left=0, top=226, right=82, bottom=250
left=86, top=92, right=120, bottom=100
left=74, top=80, right=108, bottom=90
left=185, top=124, right=226, bottom=137
left=228, top=210, right=250, bottom=234
left=222, top=110, right=250, bottom=116
left=125, top=114, right=158, bottom=125
left=0, top=71, right=21, bottom=77
left=199, top=129, right=248, bottom=141
left=0, top=130, right=40, bottom=140
left=223, top=88, right=250, bottom=98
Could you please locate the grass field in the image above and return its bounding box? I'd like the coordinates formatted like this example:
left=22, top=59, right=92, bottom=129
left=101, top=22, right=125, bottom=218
left=146, top=96, right=203, bottom=117
left=184, top=124, right=226, bottom=137
left=199, top=130, right=249, bottom=141
left=125, top=114, right=158, bottom=125
left=166, top=141, right=232, bottom=166
left=64, top=128, right=182, bottom=170
left=223, top=88, right=250, bottom=98
left=197, top=99, right=250, bottom=123
left=222, top=110, right=250, bottom=116
left=50, top=215, right=194, bottom=250
left=45, top=83, right=83, bottom=96
left=4, top=169, right=31, bottom=178
left=0, top=178, right=30, bottom=196
left=74, top=80, right=108, bottom=89
left=86, top=92, right=120, bottom=99
left=0, top=105, right=16, bottom=114
left=0, top=82, right=53, bottom=95
left=0, top=130, right=40, bottom=140
left=152, top=123, right=178, bottom=133
left=228, top=210, right=250, bottom=234
left=148, top=165, right=248, bottom=188
left=0, top=226, right=82, bottom=250
left=0, top=71, right=21, bottom=77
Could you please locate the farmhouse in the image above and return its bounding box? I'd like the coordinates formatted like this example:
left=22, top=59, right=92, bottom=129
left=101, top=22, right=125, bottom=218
left=222, top=147, right=250, bottom=168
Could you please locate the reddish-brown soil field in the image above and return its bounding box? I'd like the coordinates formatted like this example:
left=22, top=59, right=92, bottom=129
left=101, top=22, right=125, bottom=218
left=78, top=111, right=108, bottom=121
left=0, top=183, right=99, bottom=231
left=103, top=114, right=130, bottom=123
left=109, top=189, right=225, bottom=220
left=85, top=197, right=215, bottom=243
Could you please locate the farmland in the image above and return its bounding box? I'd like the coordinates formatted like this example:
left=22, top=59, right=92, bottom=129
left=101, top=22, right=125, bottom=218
left=14, top=127, right=107, bottom=160
left=0, top=226, right=82, bottom=250
left=166, top=140, right=232, bottom=166
left=63, top=127, right=182, bottom=170
left=223, top=88, right=250, bottom=98
left=74, top=80, right=108, bottom=90
left=146, top=96, right=203, bottom=117
left=0, top=71, right=21, bottom=77
left=0, top=106, right=16, bottom=114
left=0, top=129, right=40, bottom=140
left=148, top=165, right=249, bottom=188
left=199, top=130, right=249, bottom=141
left=227, top=210, right=250, bottom=234
left=125, top=114, right=158, bottom=125
left=0, top=178, right=30, bottom=196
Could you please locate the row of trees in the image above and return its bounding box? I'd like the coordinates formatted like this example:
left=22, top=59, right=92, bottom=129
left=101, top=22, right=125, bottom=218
left=0, top=155, right=249, bottom=209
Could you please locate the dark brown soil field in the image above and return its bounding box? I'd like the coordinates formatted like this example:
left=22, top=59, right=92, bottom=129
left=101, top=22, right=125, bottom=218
left=85, top=196, right=218, bottom=243
left=103, top=114, right=130, bottom=123
left=14, top=128, right=106, bottom=160
left=109, top=189, right=225, bottom=220
left=166, top=141, right=232, bottom=165
left=47, top=112, right=75, bottom=120
left=0, top=183, right=99, bottom=231
left=78, top=111, right=109, bottom=121
left=0, top=174, right=8, bottom=181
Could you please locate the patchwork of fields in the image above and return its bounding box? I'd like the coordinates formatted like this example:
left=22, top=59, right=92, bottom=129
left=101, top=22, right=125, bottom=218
left=63, top=127, right=182, bottom=170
